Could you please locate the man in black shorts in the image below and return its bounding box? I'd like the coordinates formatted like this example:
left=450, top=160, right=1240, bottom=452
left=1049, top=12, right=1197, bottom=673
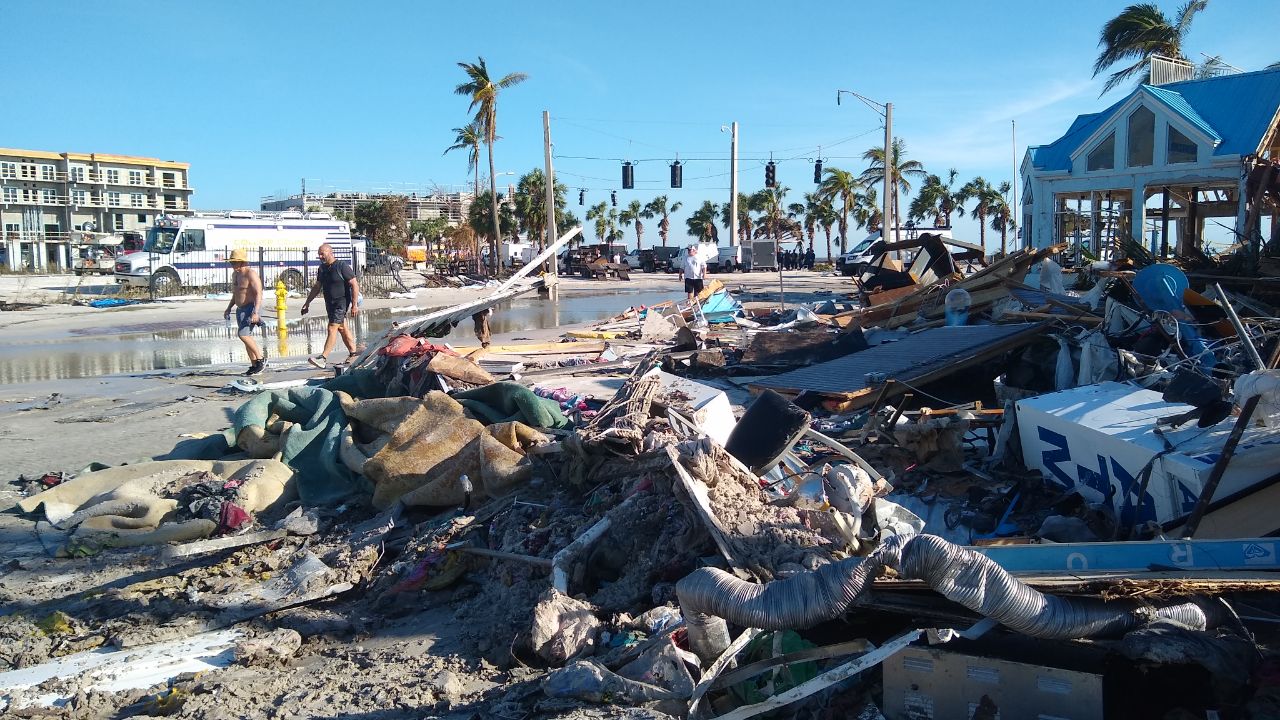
left=679, top=245, right=706, bottom=304
left=302, top=243, right=360, bottom=368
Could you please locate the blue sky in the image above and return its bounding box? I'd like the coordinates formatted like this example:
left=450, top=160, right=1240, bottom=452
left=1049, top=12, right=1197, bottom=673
left=4, top=0, right=1278, bottom=252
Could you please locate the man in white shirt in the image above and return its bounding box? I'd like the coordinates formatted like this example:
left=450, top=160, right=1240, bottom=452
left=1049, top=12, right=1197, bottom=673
left=679, top=245, right=706, bottom=304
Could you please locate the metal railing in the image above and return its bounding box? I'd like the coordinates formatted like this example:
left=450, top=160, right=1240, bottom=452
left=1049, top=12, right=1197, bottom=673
left=1149, top=55, right=1195, bottom=86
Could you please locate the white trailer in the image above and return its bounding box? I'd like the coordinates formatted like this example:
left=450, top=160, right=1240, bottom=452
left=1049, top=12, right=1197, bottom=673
left=114, top=211, right=362, bottom=293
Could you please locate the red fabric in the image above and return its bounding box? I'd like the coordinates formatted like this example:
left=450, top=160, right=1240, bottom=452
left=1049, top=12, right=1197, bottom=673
left=378, top=335, right=460, bottom=359
left=218, top=502, right=253, bottom=533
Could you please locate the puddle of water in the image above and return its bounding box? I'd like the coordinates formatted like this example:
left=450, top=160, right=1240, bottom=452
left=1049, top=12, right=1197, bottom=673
left=0, top=289, right=678, bottom=384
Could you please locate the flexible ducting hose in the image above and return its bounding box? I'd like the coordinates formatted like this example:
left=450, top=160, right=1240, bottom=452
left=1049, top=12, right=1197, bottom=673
left=677, top=533, right=1212, bottom=660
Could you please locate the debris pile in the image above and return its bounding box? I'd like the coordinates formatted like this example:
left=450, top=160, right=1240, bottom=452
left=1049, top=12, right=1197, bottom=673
left=7, top=245, right=1280, bottom=720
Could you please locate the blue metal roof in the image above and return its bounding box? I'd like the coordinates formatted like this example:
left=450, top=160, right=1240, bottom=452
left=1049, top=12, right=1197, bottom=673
left=1144, top=85, right=1222, bottom=144
left=1030, top=67, right=1280, bottom=171
left=1158, top=68, right=1280, bottom=156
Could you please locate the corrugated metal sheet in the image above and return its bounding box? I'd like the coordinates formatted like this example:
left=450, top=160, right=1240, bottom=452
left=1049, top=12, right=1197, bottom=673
left=753, top=323, right=1040, bottom=395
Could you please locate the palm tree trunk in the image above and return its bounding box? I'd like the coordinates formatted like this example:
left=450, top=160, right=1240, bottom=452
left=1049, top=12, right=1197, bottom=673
left=487, top=120, right=501, bottom=277
left=1000, top=224, right=1007, bottom=255
left=978, top=211, right=987, bottom=249
left=473, top=156, right=481, bottom=274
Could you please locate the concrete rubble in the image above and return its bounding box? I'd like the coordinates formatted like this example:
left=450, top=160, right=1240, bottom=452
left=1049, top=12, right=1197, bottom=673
left=5, top=250, right=1280, bottom=720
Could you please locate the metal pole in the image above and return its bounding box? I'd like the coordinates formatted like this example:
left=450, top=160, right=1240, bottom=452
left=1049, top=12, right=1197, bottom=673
left=729, top=122, right=739, bottom=249
left=1009, top=119, right=1017, bottom=255
left=1160, top=186, right=1170, bottom=259
left=1215, top=282, right=1265, bottom=370
left=1180, top=395, right=1260, bottom=539
left=884, top=103, right=894, bottom=245
left=542, top=110, right=559, bottom=301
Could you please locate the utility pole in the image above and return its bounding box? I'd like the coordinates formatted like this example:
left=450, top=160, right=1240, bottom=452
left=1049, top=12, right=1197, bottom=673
left=1010, top=119, right=1018, bottom=254
left=729, top=122, right=739, bottom=249
left=542, top=110, right=559, bottom=301
left=884, top=102, right=894, bottom=244
left=300, top=178, right=306, bottom=212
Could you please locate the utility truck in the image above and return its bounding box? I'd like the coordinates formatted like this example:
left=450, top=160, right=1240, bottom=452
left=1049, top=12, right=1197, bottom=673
left=114, top=211, right=362, bottom=293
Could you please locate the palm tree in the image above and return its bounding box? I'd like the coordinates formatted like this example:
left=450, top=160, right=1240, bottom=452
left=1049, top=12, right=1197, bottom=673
left=443, top=122, right=484, bottom=199
left=455, top=56, right=528, bottom=273
left=851, top=187, right=883, bottom=234
left=719, top=192, right=756, bottom=246
left=1093, top=2, right=1208, bottom=94
left=957, top=177, right=1003, bottom=251
left=861, top=138, right=927, bottom=240
left=686, top=201, right=721, bottom=242
left=813, top=198, right=838, bottom=262
left=512, top=168, right=566, bottom=252
left=467, top=190, right=516, bottom=251
left=586, top=201, right=610, bottom=243
left=818, top=167, right=860, bottom=254
left=618, top=199, right=653, bottom=250
left=752, top=186, right=790, bottom=244
left=645, top=195, right=683, bottom=247
left=908, top=169, right=963, bottom=228
left=987, top=181, right=1016, bottom=254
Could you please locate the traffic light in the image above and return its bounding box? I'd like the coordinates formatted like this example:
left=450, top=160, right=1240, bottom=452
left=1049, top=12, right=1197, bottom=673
left=611, top=191, right=617, bottom=207
left=578, top=189, right=584, bottom=205
left=765, top=161, right=776, bottom=188
left=670, top=161, right=682, bottom=188
left=813, top=160, right=823, bottom=184
left=621, top=162, right=634, bottom=190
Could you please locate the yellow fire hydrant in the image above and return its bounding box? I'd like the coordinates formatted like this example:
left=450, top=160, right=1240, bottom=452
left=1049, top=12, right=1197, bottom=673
left=275, top=279, right=289, bottom=356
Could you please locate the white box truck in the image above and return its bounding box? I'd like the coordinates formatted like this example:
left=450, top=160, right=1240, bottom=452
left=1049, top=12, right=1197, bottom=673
left=114, top=211, right=363, bottom=293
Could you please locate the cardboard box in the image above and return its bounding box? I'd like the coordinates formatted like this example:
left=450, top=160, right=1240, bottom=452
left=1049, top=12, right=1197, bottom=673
left=882, top=645, right=1102, bottom=720
left=1015, top=381, right=1280, bottom=529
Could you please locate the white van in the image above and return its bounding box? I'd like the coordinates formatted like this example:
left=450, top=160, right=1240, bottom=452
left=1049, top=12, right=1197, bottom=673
left=114, top=211, right=363, bottom=293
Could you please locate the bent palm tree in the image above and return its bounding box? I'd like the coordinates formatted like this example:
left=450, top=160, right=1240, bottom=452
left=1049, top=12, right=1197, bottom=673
left=645, top=196, right=682, bottom=247
left=1093, top=1, right=1208, bottom=94
left=908, top=169, right=963, bottom=228
left=443, top=122, right=485, bottom=199
left=686, top=201, right=721, bottom=243
left=455, top=57, right=528, bottom=273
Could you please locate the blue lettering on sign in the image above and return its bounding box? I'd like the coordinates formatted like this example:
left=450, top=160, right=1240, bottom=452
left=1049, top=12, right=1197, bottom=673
left=1078, top=454, right=1111, bottom=496
left=1178, top=482, right=1199, bottom=512
left=1037, top=426, right=1156, bottom=523
left=1037, top=427, right=1074, bottom=490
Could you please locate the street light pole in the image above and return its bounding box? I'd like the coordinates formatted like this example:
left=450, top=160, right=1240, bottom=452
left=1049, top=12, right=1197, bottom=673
left=837, top=90, right=893, bottom=243
left=883, top=102, right=894, bottom=243
left=729, top=122, right=739, bottom=249
left=542, top=110, right=559, bottom=301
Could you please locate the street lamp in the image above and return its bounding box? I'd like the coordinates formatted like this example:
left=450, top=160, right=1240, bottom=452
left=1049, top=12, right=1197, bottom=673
left=837, top=90, right=893, bottom=244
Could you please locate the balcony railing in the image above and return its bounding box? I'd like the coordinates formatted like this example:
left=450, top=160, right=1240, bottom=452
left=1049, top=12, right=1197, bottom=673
left=0, top=171, right=190, bottom=190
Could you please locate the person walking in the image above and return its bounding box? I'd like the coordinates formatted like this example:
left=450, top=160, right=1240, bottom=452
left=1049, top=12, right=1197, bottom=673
left=679, top=245, right=706, bottom=305
left=805, top=247, right=816, bottom=270
left=302, top=243, right=360, bottom=368
left=223, top=249, right=266, bottom=376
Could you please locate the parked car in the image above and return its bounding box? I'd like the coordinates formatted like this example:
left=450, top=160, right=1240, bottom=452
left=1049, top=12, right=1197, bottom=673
left=642, top=246, right=682, bottom=273
left=621, top=248, right=646, bottom=271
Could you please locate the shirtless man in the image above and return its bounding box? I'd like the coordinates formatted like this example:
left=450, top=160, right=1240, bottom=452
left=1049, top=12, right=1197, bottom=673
left=302, top=243, right=359, bottom=368
left=222, top=248, right=266, bottom=376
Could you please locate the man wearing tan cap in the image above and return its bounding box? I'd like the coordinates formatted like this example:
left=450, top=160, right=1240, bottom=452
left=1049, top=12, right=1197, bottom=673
left=222, top=248, right=266, bottom=376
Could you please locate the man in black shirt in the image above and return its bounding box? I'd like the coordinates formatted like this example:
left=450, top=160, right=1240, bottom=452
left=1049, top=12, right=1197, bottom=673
left=302, top=243, right=360, bottom=368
